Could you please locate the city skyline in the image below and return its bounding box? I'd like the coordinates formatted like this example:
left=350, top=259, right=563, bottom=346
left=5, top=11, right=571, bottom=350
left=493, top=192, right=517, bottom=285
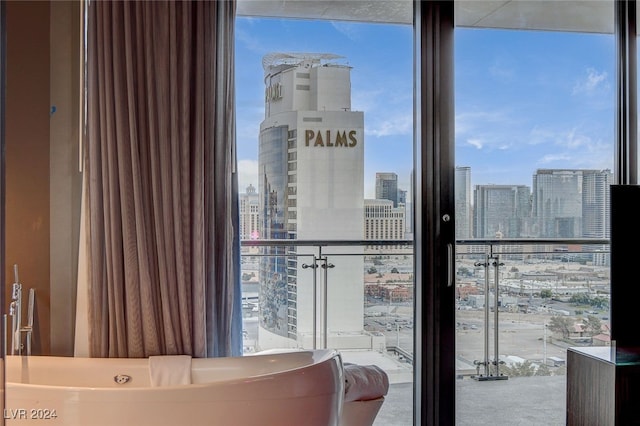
left=236, top=18, right=615, bottom=199
left=239, top=165, right=612, bottom=195
left=241, top=165, right=611, bottom=242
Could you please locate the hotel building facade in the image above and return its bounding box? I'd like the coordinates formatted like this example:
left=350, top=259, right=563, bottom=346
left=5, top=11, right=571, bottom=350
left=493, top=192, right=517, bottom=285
left=257, top=53, right=369, bottom=350
left=364, top=199, right=406, bottom=241
left=239, top=184, right=259, bottom=241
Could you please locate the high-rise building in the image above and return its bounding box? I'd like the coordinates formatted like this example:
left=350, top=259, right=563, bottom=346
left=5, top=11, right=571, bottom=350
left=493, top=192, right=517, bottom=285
left=455, top=166, right=473, bottom=240
left=533, top=169, right=583, bottom=238
left=532, top=169, right=611, bottom=239
left=373, top=173, right=408, bottom=239
left=474, top=184, right=531, bottom=238
left=239, top=184, right=260, bottom=241
left=375, top=172, right=398, bottom=207
left=397, top=188, right=407, bottom=206
left=582, top=169, right=612, bottom=239
left=258, top=53, right=365, bottom=350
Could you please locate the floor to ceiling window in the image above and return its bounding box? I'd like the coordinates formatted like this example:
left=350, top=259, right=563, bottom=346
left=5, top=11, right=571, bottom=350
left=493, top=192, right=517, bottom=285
left=234, top=14, right=414, bottom=426
left=236, top=1, right=620, bottom=425
left=454, top=24, right=614, bottom=426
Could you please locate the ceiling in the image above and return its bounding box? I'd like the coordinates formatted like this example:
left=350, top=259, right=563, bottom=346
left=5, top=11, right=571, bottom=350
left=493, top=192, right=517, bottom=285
left=236, top=0, right=615, bottom=34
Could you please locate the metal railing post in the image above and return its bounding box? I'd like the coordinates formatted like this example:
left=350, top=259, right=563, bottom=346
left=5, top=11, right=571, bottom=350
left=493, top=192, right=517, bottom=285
left=474, top=249, right=507, bottom=381
left=301, top=256, right=319, bottom=349
left=492, top=254, right=505, bottom=379
left=473, top=254, right=491, bottom=378
left=318, top=246, right=335, bottom=349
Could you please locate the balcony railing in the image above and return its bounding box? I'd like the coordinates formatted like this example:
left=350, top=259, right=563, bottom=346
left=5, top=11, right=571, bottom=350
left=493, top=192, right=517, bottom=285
left=240, top=237, right=610, bottom=425
left=241, top=239, right=412, bottom=353
left=241, top=237, right=609, bottom=355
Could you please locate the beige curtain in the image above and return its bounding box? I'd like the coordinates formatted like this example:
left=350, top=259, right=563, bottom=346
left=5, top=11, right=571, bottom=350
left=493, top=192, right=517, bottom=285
left=84, top=0, right=240, bottom=358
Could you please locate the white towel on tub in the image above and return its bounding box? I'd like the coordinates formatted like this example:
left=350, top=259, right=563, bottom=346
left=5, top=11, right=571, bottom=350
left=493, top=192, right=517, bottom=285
left=343, top=363, right=389, bottom=402
left=149, top=355, right=192, bottom=386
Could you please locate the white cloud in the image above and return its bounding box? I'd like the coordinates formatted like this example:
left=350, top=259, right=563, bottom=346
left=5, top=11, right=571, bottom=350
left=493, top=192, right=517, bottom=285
left=331, top=22, right=362, bottom=41
left=235, top=25, right=266, bottom=55
left=573, top=68, right=609, bottom=95
left=466, top=138, right=484, bottom=149
left=455, top=110, right=517, bottom=150
left=352, top=88, right=384, bottom=113
left=538, top=153, right=572, bottom=164
left=534, top=126, right=613, bottom=170
left=367, top=113, right=412, bottom=137
left=354, top=87, right=412, bottom=138
left=532, top=126, right=593, bottom=149
left=562, top=128, right=591, bottom=148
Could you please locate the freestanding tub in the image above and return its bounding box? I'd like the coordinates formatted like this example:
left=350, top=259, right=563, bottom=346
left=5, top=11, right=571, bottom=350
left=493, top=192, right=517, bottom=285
left=5, top=350, right=344, bottom=426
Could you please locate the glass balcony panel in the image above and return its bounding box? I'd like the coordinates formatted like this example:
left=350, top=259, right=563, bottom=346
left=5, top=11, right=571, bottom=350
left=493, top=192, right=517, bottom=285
left=240, top=240, right=413, bottom=425
left=455, top=241, right=610, bottom=425
left=241, top=239, right=609, bottom=425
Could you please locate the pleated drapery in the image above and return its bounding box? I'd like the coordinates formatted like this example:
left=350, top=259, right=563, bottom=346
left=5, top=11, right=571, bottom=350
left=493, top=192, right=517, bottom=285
left=83, top=0, right=241, bottom=358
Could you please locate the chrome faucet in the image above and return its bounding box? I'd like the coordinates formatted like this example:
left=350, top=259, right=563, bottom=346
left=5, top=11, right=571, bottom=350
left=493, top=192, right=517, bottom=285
left=9, top=264, right=34, bottom=356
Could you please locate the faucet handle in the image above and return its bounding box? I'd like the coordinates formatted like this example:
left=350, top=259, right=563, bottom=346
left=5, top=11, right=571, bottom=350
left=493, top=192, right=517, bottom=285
left=11, top=283, right=21, bottom=300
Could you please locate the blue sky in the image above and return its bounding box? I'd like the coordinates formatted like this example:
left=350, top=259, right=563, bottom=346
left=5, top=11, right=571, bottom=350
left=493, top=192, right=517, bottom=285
left=455, top=29, right=614, bottom=187
left=235, top=18, right=615, bottom=197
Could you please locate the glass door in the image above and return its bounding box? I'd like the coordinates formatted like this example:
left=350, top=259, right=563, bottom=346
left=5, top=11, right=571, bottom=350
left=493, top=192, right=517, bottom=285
left=454, top=14, right=614, bottom=426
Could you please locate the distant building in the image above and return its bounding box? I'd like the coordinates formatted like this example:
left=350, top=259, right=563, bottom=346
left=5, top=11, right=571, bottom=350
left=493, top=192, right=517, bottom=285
left=532, top=169, right=611, bottom=239
left=467, top=168, right=611, bottom=242
left=364, top=199, right=406, bottom=241
left=398, top=188, right=407, bottom=206
left=373, top=173, right=409, bottom=239
left=581, top=169, right=612, bottom=239
left=376, top=172, right=399, bottom=207
left=533, top=169, right=583, bottom=238
left=455, top=166, right=473, bottom=240
left=473, top=184, right=531, bottom=238
left=239, top=184, right=260, bottom=240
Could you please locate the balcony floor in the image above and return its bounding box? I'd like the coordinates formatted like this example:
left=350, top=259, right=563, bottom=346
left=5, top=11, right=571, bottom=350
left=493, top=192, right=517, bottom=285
left=343, top=350, right=567, bottom=425
left=374, top=375, right=566, bottom=425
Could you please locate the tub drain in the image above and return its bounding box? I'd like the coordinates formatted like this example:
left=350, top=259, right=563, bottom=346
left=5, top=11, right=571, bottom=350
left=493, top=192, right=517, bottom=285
left=114, top=374, right=132, bottom=384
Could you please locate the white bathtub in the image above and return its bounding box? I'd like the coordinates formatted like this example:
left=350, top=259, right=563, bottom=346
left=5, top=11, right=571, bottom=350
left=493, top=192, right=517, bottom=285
left=5, top=350, right=344, bottom=426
